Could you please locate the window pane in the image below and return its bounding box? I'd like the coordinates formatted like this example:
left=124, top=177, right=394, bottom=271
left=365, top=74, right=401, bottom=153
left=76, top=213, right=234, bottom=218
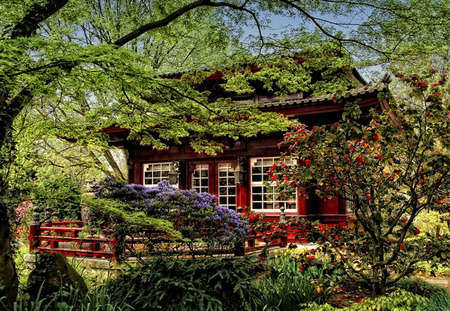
left=218, top=163, right=236, bottom=209
left=250, top=157, right=297, bottom=212
left=192, top=164, right=209, bottom=193
left=143, top=163, right=172, bottom=187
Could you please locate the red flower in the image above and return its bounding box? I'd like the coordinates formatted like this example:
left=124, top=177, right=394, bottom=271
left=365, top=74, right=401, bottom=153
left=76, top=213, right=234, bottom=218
left=366, top=196, right=371, bottom=201
left=357, top=156, right=365, bottom=163
left=271, top=164, right=277, bottom=170
left=400, top=244, right=404, bottom=250
left=415, top=229, right=421, bottom=234
left=305, top=159, right=311, bottom=166
left=376, top=154, right=382, bottom=160
left=259, top=256, right=266, bottom=261
left=359, top=298, right=364, bottom=303
left=333, top=122, right=339, bottom=126
left=402, top=218, right=407, bottom=223
left=270, top=176, right=277, bottom=181
left=299, top=265, right=305, bottom=271
left=373, top=135, right=380, bottom=142
left=420, top=82, right=427, bottom=87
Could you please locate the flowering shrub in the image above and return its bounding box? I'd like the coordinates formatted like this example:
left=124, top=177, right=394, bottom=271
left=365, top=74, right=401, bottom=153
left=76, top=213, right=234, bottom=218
left=273, top=70, right=449, bottom=294
left=90, top=178, right=248, bottom=257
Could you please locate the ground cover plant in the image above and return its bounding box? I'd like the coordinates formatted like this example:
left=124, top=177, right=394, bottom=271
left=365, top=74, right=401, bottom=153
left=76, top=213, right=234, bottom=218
left=273, top=70, right=449, bottom=294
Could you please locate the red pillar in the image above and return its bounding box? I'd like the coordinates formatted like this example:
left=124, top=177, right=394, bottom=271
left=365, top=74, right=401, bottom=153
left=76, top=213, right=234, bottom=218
left=236, top=183, right=248, bottom=210
left=297, top=197, right=307, bottom=216
left=29, top=208, right=41, bottom=252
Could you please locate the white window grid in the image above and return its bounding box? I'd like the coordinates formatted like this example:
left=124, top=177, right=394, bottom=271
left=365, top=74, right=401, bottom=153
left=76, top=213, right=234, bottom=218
left=250, top=157, right=297, bottom=212
left=192, top=164, right=209, bottom=193
left=218, top=163, right=236, bottom=209
left=143, top=162, right=171, bottom=187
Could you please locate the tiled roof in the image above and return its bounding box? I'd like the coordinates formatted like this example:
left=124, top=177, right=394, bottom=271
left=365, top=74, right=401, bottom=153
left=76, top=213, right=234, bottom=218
left=262, top=84, right=389, bottom=108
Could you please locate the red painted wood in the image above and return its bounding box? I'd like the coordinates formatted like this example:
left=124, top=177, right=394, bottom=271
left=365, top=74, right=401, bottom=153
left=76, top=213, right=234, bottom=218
left=297, top=197, right=307, bottom=216
left=29, top=224, right=39, bottom=252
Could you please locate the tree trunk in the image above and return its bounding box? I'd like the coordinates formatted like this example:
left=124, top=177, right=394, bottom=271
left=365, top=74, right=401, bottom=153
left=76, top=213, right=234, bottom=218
left=0, top=203, right=18, bottom=309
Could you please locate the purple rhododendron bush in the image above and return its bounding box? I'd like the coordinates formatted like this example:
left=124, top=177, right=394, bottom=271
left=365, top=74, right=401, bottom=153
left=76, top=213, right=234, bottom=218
left=88, top=178, right=248, bottom=260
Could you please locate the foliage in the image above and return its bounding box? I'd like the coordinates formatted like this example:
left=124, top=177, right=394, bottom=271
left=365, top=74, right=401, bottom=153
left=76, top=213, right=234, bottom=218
left=419, top=289, right=450, bottom=311
left=273, top=70, right=449, bottom=294
left=105, top=257, right=253, bottom=311
left=301, top=288, right=429, bottom=311
left=394, top=278, right=445, bottom=298
left=31, top=176, right=82, bottom=221
left=249, top=272, right=318, bottom=311
left=87, top=179, right=248, bottom=260
left=271, top=247, right=347, bottom=295
left=414, top=261, right=450, bottom=277
left=1, top=285, right=133, bottom=311
left=12, top=243, right=31, bottom=296
left=250, top=248, right=338, bottom=310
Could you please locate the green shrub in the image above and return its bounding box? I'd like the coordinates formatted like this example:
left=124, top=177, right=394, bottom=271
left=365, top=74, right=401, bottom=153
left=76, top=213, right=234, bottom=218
left=250, top=273, right=318, bottom=311
left=105, top=257, right=254, bottom=311
left=301, top=288, right=428, bottom=310
left=249, top=248, right=342, bottom=310
left=270, top=248, right=346, bottom=295
left=32, top=177, right=82, bottom=221
left=395, top=278, right=444, bottom=298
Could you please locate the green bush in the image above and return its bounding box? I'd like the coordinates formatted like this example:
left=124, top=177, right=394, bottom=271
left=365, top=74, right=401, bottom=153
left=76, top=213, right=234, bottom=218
left=33, top=177, right=82, bottom=221
left=301, top=288, right=428, bottom=311
left=395, top=278, right=443, bottom=298
left=105, top=257, right=254, bottom=311
left=250, top=273, right=318, bottom=311
left=249, top=248, right=342, bottom=310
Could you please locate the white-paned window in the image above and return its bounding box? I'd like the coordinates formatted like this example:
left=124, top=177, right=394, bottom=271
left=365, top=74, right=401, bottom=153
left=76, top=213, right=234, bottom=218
left=143, top=162, right=171, bottom=187
left=192, top=164, right=209, bottom=193
left=218, top=163, right=236, bottom=209
left=250, top=157, right=297, bottom=212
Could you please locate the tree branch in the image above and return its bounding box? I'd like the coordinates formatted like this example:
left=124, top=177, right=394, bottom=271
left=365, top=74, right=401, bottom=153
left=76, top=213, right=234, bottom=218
left=10, top=0, right=70, bottom=39
left=278, top=0, right=391, bottom=57
left=113, top=0, right=213, bottom=46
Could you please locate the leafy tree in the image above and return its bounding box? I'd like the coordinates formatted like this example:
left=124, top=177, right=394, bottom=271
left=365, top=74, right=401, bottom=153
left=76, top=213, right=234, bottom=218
left=1, top=0, right=448, bottom=305
left=273, top=70, right=449, bottom=294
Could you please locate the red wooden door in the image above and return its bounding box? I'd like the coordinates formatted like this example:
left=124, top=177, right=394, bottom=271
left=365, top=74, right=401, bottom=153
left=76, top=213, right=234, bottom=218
left=187, top=160, right=238, bottom=209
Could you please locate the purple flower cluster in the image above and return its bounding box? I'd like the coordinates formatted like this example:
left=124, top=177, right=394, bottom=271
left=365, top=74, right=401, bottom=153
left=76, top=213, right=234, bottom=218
left=92, top=178, right=248, bottom=247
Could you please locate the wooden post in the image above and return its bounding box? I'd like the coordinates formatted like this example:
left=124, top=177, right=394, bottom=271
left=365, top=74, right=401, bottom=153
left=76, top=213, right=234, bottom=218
left=29, top=207, right=41, bottom=252
left=111, top=236, right=119, bottom=260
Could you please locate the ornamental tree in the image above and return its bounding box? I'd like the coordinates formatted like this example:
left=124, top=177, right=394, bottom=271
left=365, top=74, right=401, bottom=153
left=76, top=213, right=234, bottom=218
left=273, top=70, right=449, bottom=294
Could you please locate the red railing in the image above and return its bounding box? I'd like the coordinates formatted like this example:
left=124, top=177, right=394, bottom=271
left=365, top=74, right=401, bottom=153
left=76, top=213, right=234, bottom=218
left=29, top=220, right=287, bottom=259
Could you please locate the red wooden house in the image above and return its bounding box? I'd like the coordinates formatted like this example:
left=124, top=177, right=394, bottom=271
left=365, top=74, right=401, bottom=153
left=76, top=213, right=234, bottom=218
left=104, top=65, right=389, bottom=226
